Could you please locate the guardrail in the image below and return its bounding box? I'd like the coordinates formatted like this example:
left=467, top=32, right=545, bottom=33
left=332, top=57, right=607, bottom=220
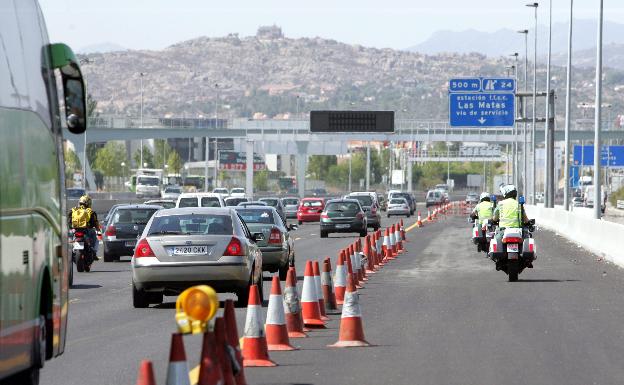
left=617, top=200, right=624, bottom=210
left=525, top=204, right=624, bottom=267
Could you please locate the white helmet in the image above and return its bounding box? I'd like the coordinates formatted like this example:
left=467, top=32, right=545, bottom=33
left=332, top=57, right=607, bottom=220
left=479, top=192, right=490, bottom=201
left=500, top=184, right=517, bottom=197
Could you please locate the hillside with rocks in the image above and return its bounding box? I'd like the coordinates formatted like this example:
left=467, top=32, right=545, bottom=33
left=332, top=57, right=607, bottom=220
left=81, top=26, right=624, bottom=124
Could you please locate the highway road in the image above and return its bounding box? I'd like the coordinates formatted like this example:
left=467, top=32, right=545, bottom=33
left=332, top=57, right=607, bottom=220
left=41, top=205, right=624, bottom=385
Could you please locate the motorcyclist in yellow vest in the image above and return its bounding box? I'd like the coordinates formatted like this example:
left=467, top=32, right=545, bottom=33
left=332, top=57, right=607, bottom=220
left=470, top=192, right=493, bottom=225
left=492, top=184, right=529, bottom=233
left=68, top=194, right=100, bottom=260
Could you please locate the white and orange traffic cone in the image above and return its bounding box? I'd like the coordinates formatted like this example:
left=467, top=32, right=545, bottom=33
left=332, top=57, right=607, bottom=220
left=381, top=228, right=390, bottom=262
left=328, top=274, right=370, bottom=348
left=283, top=268, right=307, bottom=338
left=375, top=230, right=384, bottom=266
left=363, top=235, right=375, bottom=274
left=136, top=360, right=157, bottom=385
left=334, top=251, right=347, bottom=305
left=241, top=284, right=276, bottom=367
left=265, top=275, right=297, bottom=351
left=427, top=209, right=432, bottom=221
left=390, top=224, right=398, bottom=255
left=312, top=261, right=330, bottom=321
left=198, top=331, right=225, bottom=385
left=345, top=246, right=363, bottom=289
left=223, top=299, right=247, bottom=385
left=322, top=258, right=338, bottom=311
left=400, top=219, right=406, bottom=241
left=301, top=260, right=326, bottom=328
left=166, top=333, right=191, bottom=385
left=395, top=224, right=403, bottom=253
left=417, top=211, right=423, bottom=227
left=214, top=317, right=236, bottom=385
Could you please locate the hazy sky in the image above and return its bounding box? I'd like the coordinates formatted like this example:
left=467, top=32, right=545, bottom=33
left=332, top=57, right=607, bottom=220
left=39, top=0, right=624, bottom=51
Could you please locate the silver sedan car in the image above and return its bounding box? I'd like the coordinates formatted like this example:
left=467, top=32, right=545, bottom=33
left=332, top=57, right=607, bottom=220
left=387, top=197, right=411, bottom=217
left=131, top=207, right=263, bottom=308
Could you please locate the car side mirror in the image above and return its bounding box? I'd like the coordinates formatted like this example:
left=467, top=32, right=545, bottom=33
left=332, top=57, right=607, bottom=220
left=288, top=224, right=298, bottom=231
left=519, top=196, right=526, bottom=205
left=252, top=232, right=265, bottom=242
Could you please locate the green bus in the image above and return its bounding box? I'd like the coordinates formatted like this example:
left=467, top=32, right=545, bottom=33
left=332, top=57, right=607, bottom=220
left=0, top=2, right=87, bottom=384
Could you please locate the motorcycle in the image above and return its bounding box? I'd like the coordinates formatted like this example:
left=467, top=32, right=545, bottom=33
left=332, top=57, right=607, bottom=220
left=71, top=228, right=95, bottom=273
left=487, top=196, right=537, bottom=282
left=472, top=219, right=495, bottom=254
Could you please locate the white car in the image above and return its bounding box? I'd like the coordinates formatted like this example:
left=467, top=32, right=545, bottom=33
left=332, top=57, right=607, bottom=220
left=136, top=175, right=161, bottom=198
left=230, top=187, right=246, bottom=198
left=387, top=197, right=411, bottom=217
left=161, top=185, right=182, bottom=200
left=176, top=192, right=225, bottom=208
left=212, top=188, right=230, bottom=199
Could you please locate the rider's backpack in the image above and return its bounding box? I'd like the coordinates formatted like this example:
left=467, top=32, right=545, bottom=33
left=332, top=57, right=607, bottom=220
left=71, top=207, right=92, bottom=228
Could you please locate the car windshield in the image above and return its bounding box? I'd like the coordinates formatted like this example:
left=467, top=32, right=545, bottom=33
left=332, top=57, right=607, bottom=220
left=113, top=209, right=159, bottom=225
left=348, top=195, right=372, bottom=207
left=148, top=214, right=233, bottom=236
left=390, top=199, right=405, bottom=204
left=201, top=197, right=221, bottom=207
left=137, top=177, right=159, bottom=186
left=146, top=201, right=175, bottom=209
left=282, top=198, right=299, bottom=206
left=428, top=192, right=440, bottom=198
left=164, top=187, right=181, bottom=193
left=236, top=208, right=275, bottom=224
left=214, top=189, right=228, bottom=194
left=326, top=202, right=359, bottom=212
left=178, top=197, right=198, bottom=207
left=260, top=198, right=279, bottom=207
left=302, top=200, right=323, bottom=207
left=66, top=188, right=85, bottom=198
left=225, top=198, right=247, bottom=206
left=231, top=188, right=245, bottom=194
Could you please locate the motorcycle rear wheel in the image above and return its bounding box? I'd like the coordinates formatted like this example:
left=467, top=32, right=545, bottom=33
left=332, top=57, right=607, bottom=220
left=76, top=257, right=85, bottom=272
left=508, top=260, right=519, bottom=282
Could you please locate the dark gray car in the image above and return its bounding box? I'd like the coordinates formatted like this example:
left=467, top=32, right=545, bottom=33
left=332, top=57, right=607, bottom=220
left=259, top=197, right=285, bottom=219
left=103, top=204, right=162, bottom=262
left=320, top=199, right=367, bottom=238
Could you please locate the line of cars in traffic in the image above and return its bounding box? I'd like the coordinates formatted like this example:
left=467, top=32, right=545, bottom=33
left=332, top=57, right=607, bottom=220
left=96, top=188, right=417, bottom=308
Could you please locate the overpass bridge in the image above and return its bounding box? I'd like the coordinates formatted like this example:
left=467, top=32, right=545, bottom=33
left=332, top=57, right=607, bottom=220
left=66, top=115, right=623, bottom=197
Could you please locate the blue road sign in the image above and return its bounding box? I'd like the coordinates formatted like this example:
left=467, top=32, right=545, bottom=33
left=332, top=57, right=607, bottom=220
left=448, top=77, right=516, bottom=127
left=570, top=166, right=580, bottom=188
left=449, top=93, right=515, bottom=127
left=573, top=145, right=624, bottom=167
left=449, top=78, right=481, bottom=93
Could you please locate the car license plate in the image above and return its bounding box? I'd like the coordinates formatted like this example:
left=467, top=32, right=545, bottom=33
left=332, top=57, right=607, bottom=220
left=507, top=243, right=519, bottom=252
left=125, top=241, right=136, bottom=247
left=73, top=242, right=84, bottom=250
left=174, top=246, right=208, bottom=255
left=336, top=224, right=350, bottom=229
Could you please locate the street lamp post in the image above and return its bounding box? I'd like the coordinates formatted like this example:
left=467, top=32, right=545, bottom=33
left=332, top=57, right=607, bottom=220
left=526, top=3, right=539, bottom=204
left=518, top=29, right=529, bottom=195
left=563, top=0, right=574, bottom=211
left=510, top=53, right=519, bottom=186
left=214, top=84, right=219, bottom=189
left=594, top=0, right=604, bottom=219
left=139, top=72, right=146, bottom=168
left=544, top=0, right=554, bottom=207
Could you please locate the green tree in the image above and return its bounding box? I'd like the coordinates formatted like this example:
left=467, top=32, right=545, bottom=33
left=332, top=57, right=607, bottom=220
left=154, top=139, right=173, bottom=169
left=167, top=150, right=182, bottom=174
left=133, top=145, right=154, bottom=168
left=64, top=146, right=81, bottom=173
left=93, top=142, right=127, bottom=176
left=87, top=93, right=98, bottom=118
left=307, top=155, right=337, bottom=180
left=254, top=170, right=269, bottom=191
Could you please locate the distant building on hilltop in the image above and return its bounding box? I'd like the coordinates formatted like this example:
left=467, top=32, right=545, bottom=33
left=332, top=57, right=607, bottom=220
left=256, top=25, right=283, bottom=40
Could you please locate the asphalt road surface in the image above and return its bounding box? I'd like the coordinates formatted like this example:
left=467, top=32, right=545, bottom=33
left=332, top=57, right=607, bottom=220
left=42, top=205, right=624, bottom=385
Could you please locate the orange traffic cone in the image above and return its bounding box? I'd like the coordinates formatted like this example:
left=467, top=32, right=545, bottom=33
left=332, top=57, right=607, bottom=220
left=312, top=261, right=330, bottom=321
left=198, top=332, right=224, bottom=385
left=241, top=285, right=276, bottom=367
left=284, top=267, right=308, bottom=338
left=363, top=236, right=375, bottom=274
left=356, top=240, right=369, bottom=281
left=322, top=258, right=338, bottom=311
left=136, top=360, right=157, bottom=385
left=427, top=209, right=432, bottom=221
left=214, top=317, right=236, bottom=385
left=390, top=224, right=398, bottom=255
left=345, top=246, right=363, bottom=289
left=381, top=228, right=390, bottom=262
left=329, top=274, right=370, bottom=348
left=223, top=299, right=247, bottom=385
left=166, top=333, right=190, bottom=385
left=334, top=251, right=347, bottom=305
left=265, top=275, right=297, bottom=351
left=417, top=211, right=423, bottom=227
left=395, top=224, right=403, bottom=253
left=301, top=260, right=326, bottom=328
left=375, top=231, right=385, bottom=266
left=400, top=219, right=406, bottom=241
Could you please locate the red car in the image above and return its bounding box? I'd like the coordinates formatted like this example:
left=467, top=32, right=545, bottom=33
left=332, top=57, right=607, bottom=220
left=297, top=198, right=325, bottom=224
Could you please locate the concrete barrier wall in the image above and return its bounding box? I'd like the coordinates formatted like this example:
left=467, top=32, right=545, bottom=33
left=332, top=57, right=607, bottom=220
left=525, top=204, right=624, bottom=267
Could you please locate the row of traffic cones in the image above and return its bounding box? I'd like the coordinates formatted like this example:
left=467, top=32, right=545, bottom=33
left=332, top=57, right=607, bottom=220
left=136, top=218, right=416, bottom=384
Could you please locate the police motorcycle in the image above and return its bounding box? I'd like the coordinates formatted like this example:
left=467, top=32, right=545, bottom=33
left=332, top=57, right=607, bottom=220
left=70, top=228, right=96, bottom=274
left=487, top=196, right=537, bottom=282
left=471, top=195, right=497, bottom=253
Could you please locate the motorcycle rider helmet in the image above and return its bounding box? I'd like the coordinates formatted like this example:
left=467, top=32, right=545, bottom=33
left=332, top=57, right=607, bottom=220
left=500, top=184, right=517, bottom=199
left=79, top=194, right=92, bottom=208
left=479, top=192, right=490, bottom=202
